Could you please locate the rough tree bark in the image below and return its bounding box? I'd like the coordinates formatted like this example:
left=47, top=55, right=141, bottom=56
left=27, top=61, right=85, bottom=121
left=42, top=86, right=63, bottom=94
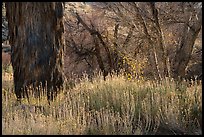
left=5, top=2, right=65, bottom=103
left=172, top=8, right=202, bottom=80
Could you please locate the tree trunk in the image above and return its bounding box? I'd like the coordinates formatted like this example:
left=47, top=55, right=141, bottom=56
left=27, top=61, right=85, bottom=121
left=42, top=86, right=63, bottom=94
left=172, top=9, right=202, bottom=80
left=74, top=12, right=109, bottom=80
left=5, top=2, right=65, bottom=102
left=133, top=3, right=161, bottom=80
left=149, top=2, right=169, bottom=78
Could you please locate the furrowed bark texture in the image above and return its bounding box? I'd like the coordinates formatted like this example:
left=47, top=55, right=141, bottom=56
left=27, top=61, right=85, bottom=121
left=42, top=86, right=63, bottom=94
left=5, top=2, right=65, bottom=101
left=172, top=9, right=202, bottom=80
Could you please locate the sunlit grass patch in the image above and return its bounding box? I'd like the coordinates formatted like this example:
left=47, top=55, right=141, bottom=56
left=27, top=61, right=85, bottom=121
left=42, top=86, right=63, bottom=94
left=2, top=70, right=202, bottom=135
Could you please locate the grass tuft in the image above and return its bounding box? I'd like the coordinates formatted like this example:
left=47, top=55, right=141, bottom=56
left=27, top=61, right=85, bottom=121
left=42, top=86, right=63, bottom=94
left=2, top=68, right=202, bottom=135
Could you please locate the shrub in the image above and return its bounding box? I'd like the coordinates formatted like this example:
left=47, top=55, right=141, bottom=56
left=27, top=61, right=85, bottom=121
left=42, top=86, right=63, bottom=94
left=2, top=73, right=202, bottom=135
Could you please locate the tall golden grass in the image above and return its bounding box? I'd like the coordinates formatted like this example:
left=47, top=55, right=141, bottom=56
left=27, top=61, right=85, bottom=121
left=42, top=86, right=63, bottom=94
left=2, top=68, right=202, bottom=135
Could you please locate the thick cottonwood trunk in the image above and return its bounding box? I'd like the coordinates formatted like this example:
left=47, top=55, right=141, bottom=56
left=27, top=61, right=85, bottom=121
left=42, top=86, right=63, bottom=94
left=5, top=2, right=65, bottom=102
left=172, top=9, right=202, bottom=80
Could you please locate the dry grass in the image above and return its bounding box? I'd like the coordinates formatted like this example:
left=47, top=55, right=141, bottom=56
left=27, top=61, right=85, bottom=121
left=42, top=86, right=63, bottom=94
left=2, top=52, right=11, bottom=73
left=2, top=68, right=202, bottom=135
